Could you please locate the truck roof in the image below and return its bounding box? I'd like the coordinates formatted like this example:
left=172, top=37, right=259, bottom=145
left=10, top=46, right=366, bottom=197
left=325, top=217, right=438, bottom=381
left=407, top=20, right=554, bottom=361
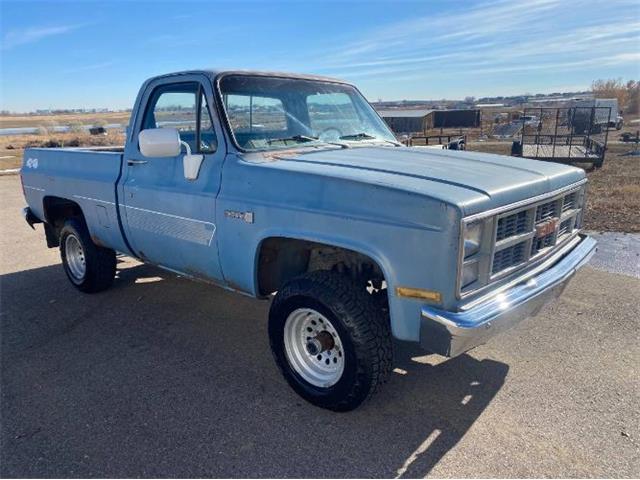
left=151, top=69, right=349, bottom=85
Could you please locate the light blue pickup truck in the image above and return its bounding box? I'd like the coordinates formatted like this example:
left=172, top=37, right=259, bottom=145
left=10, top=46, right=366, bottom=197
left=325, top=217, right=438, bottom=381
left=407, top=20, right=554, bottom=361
left=21, top=70, right=596, bottom=411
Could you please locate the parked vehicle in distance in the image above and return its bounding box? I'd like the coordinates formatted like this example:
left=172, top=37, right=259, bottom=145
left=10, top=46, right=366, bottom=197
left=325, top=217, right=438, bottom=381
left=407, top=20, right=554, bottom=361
left=614, top=114, right=624, bottom=130
left=569, top=98, right=618, bottom=134
left=20, top=70, right=597, bottom=411
left=521, top=114, right=540, bottom=126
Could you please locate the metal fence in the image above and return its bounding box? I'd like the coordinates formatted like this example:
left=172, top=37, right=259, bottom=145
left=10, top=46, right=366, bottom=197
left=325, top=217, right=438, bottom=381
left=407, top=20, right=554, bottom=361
left=512, top=107, right=612, bottom=168
left=403, top=134, right=466, bottom=150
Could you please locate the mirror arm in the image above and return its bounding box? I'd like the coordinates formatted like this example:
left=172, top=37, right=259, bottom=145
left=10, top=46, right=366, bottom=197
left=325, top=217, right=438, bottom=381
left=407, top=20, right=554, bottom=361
left=180, top=140, right=193, bottom=156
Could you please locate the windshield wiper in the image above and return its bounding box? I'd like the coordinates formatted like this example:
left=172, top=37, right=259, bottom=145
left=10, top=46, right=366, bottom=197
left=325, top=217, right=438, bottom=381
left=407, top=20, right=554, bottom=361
left=339, top=132, right=376, bottom=140
left=266, top=134, right=319, bottom=145
left=339, top=132, right=402, bottom=147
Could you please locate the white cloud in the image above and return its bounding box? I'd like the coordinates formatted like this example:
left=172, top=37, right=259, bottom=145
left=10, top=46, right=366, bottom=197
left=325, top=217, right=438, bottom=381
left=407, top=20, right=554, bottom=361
left=308, top=0, right=640, bottom=84
left=1, top=24, right=83, bottom=50
left=62, top=61, right=117, bottom=74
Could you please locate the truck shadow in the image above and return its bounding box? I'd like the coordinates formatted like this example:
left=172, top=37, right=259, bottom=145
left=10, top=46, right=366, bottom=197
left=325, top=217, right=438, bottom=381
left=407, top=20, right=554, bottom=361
left=1, top=261, right=508, bottom=478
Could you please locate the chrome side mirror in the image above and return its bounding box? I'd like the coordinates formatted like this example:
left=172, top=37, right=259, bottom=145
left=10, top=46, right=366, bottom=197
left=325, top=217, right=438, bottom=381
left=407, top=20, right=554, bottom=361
left=138, top=127, right=204, bottom=181
left=138, top=128, right=181, bottom=157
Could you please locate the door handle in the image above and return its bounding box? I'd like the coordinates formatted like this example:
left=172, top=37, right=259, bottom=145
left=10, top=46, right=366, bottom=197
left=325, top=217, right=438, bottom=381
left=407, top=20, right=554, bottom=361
left=127, top=160, right=148, bottom=165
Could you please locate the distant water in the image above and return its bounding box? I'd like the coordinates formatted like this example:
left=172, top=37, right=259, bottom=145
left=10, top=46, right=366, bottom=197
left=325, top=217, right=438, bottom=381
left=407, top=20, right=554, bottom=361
left=0, top=123, right=123, bottom=136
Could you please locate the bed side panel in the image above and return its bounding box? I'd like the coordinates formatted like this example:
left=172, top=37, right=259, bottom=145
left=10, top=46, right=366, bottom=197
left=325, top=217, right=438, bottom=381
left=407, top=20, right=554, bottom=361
left=21, top=148, right=128, bottom=253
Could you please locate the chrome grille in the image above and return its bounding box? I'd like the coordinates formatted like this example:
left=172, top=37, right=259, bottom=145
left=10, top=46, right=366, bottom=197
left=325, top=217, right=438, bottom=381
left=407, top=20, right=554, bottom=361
left=562, top=192, right=577, bottom=212
left=531, top=232, right=554, bottom=255
left=459, top=183, right=587, bottom=298
left=496, top=210, right=528, bottom=241
left=492, top=243, right=526, bottom=274
left=558, top=218, right=572, bottom=236
left=535, top=200, right=558, bottom=222
left=490, top=186, right=584, bottom=278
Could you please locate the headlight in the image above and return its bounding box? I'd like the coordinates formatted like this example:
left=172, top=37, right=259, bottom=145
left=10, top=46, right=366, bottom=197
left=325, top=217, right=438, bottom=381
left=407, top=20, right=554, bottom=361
left=459, top=217, right=492, bottom=294
left=463, top=221, right=483, bottom=258
left=461, top=261, right=479, bottom=288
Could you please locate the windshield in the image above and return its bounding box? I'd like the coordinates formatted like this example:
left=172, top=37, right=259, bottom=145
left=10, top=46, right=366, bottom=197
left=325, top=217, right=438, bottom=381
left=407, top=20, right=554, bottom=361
left=218, top=74, right=397, bottom=151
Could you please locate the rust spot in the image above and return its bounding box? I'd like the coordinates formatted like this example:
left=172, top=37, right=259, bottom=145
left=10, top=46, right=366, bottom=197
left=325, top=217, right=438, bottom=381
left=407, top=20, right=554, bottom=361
left=225, top=279, right=252, bottom=295
left=91, top=235, right=105, bottom=247
left=263, top=149, right=305, bottom=160
left=183, top=266, right=206, bottom=279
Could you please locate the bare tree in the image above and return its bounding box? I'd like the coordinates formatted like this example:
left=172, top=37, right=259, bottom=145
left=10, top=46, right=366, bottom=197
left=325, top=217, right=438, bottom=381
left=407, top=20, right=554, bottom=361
left=625, top=80, right=639, bottom=114
left=592, top=78, right=628, bottom=109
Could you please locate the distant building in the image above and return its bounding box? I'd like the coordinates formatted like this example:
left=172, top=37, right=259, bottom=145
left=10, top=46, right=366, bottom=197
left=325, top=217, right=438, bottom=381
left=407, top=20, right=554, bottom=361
left=377, top=109, right=434, bottom=133
left=377, top=108, right=481, bottom=134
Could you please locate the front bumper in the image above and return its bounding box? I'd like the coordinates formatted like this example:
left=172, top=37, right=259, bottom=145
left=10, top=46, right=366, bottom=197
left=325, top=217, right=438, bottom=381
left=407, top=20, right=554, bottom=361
left=420, top=234, right=597, bottom=357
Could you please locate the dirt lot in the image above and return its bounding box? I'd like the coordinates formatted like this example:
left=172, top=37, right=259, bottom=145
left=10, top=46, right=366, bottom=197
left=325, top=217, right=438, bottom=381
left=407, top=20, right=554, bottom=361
left=0, top=112, right=130, bottom=171
left=1, top=174, right=638, bottom=477
left=0, top=131, right=126, bottom=171
left=0, top=111, right=131, bottom=129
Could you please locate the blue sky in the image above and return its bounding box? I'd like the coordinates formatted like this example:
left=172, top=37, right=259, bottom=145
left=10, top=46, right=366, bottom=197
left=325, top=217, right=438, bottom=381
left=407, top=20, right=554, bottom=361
left=1, top=0, right=639, bottom=112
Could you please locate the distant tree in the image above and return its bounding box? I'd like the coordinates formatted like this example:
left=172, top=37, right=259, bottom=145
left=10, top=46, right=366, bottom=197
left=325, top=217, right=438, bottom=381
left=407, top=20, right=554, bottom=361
left=625, top=80, right=639, bottom=114
left=592, top=78, right=628, bottom=108
left=464, top=96, right=476, bottom=104
left=68, top=121, right=84, bottom=133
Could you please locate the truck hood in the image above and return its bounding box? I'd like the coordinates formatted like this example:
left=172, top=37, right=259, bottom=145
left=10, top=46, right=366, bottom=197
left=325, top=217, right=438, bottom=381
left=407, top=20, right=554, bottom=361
left=258, top=146, right=586, bottom=216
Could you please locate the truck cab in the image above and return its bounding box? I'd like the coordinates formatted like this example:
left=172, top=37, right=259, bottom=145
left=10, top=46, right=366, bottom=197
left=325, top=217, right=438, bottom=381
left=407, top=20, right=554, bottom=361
left=20, top=70, right=596, bottom=411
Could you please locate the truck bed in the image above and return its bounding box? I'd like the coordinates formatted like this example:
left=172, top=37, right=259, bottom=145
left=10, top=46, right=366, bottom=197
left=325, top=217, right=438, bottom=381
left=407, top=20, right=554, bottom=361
left=20, top=147, right=130, bottom=254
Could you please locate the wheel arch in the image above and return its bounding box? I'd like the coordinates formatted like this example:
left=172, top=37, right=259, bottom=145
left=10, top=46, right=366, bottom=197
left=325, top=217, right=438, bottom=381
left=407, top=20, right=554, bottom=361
left=253, top=231, right=395, bottom=298
left=41, top=196, right=86, bottom=247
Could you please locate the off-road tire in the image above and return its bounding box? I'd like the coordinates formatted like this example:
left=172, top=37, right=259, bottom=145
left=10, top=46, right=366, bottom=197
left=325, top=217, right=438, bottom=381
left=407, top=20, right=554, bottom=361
left=269, top=270, right=393, bottom=411
left=60, top=218, right=116, bottom=293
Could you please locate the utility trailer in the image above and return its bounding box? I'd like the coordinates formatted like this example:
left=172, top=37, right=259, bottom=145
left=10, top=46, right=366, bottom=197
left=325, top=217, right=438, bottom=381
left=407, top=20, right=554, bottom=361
left=512, top=107, right=611, bottom=168
left=569, top=98, right=617, bottom=134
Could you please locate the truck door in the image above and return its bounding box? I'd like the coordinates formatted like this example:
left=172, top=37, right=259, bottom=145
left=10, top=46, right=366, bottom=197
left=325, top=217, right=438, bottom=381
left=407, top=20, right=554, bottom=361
left=120, top=76, right=226, bottom=283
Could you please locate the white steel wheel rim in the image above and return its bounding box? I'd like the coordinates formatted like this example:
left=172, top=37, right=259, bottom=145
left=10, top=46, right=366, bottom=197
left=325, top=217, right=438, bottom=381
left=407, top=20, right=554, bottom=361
left=283, top=308, right=345, bottom=388
left=65, top=234, right=86, bottom=281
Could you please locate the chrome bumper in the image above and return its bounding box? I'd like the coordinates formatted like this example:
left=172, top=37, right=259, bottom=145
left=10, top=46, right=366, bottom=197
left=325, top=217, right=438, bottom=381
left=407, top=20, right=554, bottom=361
left=420, top=234, right=597, bottom=357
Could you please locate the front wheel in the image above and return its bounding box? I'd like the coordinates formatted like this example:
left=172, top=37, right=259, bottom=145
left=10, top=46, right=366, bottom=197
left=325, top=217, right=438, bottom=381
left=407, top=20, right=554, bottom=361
left=268, top=271, right=393, bottom=411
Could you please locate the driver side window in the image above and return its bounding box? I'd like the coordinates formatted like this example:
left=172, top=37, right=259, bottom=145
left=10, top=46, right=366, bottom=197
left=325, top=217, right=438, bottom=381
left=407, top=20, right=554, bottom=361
left=142, top=83, right=217, bottom=154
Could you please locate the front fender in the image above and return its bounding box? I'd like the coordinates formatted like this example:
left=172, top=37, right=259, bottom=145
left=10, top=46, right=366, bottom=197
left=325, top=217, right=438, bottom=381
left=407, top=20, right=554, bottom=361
left=216, top=158, right=461, bottom=342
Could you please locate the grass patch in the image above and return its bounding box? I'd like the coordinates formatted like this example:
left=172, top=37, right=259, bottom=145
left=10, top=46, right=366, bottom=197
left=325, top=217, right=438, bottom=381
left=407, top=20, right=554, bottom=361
left=0, top=131, right=125, bottom=170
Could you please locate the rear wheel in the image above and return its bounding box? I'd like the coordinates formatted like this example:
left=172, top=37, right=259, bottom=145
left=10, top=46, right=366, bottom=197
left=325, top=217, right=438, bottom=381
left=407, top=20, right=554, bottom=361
left=60, top=219, right=116, bottom=293
left=269, top=270, right=392, bottom=411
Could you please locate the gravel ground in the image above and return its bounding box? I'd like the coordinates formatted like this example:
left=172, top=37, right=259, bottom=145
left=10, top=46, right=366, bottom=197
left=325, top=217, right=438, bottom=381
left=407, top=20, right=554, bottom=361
left=587, top=231, right=640, bottom=279
left=1, top=175, right=638, bottom=478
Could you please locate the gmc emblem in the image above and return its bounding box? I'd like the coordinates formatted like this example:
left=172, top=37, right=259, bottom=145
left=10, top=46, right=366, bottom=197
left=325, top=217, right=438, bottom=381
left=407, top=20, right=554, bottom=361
left=535, top=219, right=558, bottom=237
